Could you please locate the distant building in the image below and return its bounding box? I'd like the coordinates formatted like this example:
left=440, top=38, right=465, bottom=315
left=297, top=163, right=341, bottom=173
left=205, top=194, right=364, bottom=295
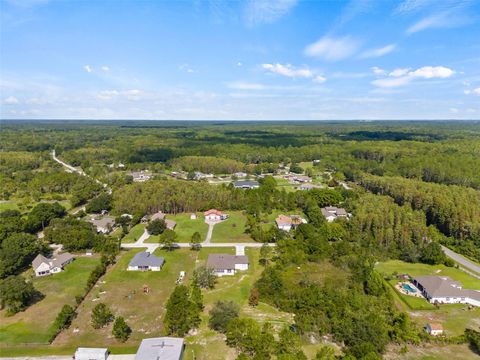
left=320, top=207, right=348, bottom=222
left=234, top=172, right=248, bottom=178
left=32, top=252, right=74, bottom=277
left=165, top=219, right=177, bottom=230
left=128, top=251, right=165, bottom=271
left=88, top=216, right=116, bottom=234
left=130, top=170, right=152, bottom=182
left=207, top=254, right=249, bottom=276
left=190, top=213, right=197, bottom=220
left=135, top=337, right=184, bottom=360
left=151, top=212, right=166, bottom=221
left=194, top=172, right=214, bottom=180
left=298, top=183, right=323, bottom=191
left=275, top=215, right=307, bottom=232
left=234, top=180, right=260, bottom=189
left=425, top=323, right=444, bottom=336
left=75, top=347, right=108, bottom=360
left=413, top=276, right=480, bottom=307
left=313, top=159, right=320, bottom=164
left=204, top=209, right=228, bottom=221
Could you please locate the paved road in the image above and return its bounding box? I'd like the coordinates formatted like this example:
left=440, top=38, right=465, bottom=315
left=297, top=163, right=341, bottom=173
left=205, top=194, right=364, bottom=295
left=51, top=150, right=111, bottom=194
left=441, top=245, right=480, bottom=275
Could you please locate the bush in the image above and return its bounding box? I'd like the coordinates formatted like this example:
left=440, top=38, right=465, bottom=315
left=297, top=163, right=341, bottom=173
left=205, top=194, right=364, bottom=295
left=209, top=301, right=240, bottom=333
left=0, top=275, right=41, bottom=315
left=91, top=303, right=114, bottom=329
left=49, top=304, right=76, bottom=341
left=112, top=316, right=131, bottom=342
left=147, top=219, right=167, bottom=235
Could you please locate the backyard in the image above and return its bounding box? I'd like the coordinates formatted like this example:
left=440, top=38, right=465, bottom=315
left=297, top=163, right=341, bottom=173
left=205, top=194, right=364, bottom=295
left=0, top=256, right=100, bottom=345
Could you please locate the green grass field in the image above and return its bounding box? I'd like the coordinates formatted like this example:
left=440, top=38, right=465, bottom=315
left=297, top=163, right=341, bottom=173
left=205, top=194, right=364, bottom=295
left=53, top=248, right=198, bottom=348
left=210, top=211, right=253, bottom=243
left=121, top=224, right=146, bottom=243
left=168, top=213, right=209, bottom=243
left=0, top=201, right=19, bottom=212
left=0, top=256, right=100, bottom=345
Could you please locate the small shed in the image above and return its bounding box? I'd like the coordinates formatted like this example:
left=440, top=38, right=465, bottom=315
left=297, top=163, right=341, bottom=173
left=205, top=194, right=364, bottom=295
left=425, top=323, right=444, bottom=336
left=74, top=347, right=108, bottom=360
left=190, top=213, right=197, bottom=220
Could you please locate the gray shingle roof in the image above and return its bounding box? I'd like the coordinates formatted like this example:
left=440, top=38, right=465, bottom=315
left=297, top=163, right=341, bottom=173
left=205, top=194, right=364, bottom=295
left=207, top=254, right=249, bottom=270
left=135, top=337, right=184, bottom=360
left=414, top=275, right=480, bottom=300
left=234, top=180, right=259, bottom=188
left=32, top=252, right=74, bottom=270
left=129, top=252, right=165, bottom=268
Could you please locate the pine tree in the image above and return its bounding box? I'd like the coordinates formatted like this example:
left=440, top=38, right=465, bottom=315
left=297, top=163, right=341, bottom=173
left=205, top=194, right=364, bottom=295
left=112, top=316, right=131, bottom=342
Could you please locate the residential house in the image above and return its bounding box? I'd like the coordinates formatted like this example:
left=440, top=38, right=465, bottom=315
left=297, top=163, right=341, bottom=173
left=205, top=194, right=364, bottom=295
left=193, top=172, right=214, bottom=180
left=207, top=254, right=249, bottom=276
left=204, top=209, right=228, bottom=221
left=298, top=183, right=323, bottom=191
left=135, top=337, right=184, bottom=360
left=74, top=348, right=108, bottom=360
left=234, top=172, right=247, bottom=178
left=413, top=276, right=480, bottom=307
left=320, top=207, right=349, bottom=222
left=425, top=323, right=444, bottom=336
left=165, top=219, right=176, bottom=230
left=128, top=251, right=165, bottom=271
left=32, top=253, right=74, bottom=277
left=88, top=216, right=116, bottom=234
left=130, top=170, right=152, bottom=182
left=275, top=215, right=307, bottom=232
left=151, top=212, right=166, bottom=221
left=190, top=213, right=197, bottom=220
left=234, top=180, right=260, bottom=189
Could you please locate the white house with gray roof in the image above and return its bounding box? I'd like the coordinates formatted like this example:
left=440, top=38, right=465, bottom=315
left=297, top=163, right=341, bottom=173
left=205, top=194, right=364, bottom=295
left=321, top=207, right=349, bottom=222
left=234, top=180, right=260, bottom=189
left=413, top=276, right=480, bottom=307
left=207, top=254, right=249, bottom=277
left=32, top=252, right=74, bottom=277
left=128, top=251, right=165, bottom=271
left=135, top=337, right=184, bottom=360
left=88, top=216, right=116, bottom=234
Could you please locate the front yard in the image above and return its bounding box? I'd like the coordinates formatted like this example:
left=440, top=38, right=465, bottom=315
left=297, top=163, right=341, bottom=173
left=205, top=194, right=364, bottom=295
left=210, top=211, right=253, bottom=243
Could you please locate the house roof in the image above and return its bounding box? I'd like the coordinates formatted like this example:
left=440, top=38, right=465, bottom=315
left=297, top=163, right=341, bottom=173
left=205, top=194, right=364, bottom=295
left=151, top=212, right=166, bottom=221
left=135, top=337, right=184, bottom=360
left=129, top=252, right=165, bottom=268
left=88, top=216, right=115, bottom=229
left=32, top=252, right=74, bottom=270
left=275, top=215, right=305, bottom=226
left=165, top=219, right=176, bottom=229
left=428, top=323, right=444, bottom=331
left=321, top=207, right=348, bottom=218
left=207, top=254, right=249, bottom=270
left=204, top=209, right=224, bottom=216
left=413, top=276, right=480, bottom=301
left=234, top=180, right=259, bottom=187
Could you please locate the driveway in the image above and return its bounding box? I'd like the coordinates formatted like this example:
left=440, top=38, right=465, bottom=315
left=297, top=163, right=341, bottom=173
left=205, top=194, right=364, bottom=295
left=121, top=229, right=157, bottom=253
left=204, top=219, right=223, bottom=243
left=441, top=245, right=480, bottom=277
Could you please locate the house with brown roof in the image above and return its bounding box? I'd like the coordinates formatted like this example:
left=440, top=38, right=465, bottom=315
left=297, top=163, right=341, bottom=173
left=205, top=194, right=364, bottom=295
left=32, top=252, right=74, bottom=277
left=207, top=254, right=249, bottom=276
left=275, top=215, right=307, bottom=232
left=425, top=323, right=444, bottom=336
left=413, top=276, right=480, bottom=307
left=204, top=209, right=228, bottom=221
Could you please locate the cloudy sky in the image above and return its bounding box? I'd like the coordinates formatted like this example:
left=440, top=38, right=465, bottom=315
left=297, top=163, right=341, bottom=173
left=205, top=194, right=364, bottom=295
left=1, top=0, right=479, bottom=120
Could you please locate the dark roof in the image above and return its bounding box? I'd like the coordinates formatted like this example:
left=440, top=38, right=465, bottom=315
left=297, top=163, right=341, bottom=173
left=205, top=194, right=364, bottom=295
left=207, top=254, right=249, bottom=270
left=234, top=180, right=259, bottom=188
left=129, top=252, right=165, bottom=268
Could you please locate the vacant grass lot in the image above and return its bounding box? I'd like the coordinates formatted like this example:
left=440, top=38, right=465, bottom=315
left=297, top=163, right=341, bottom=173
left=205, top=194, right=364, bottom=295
left=121, top=224, right=145, bottom=243
left=0, top=256, right=100, bottom=345
left=168, top=213, right=208, bottom=243
left=53, top=248, right=197, bottom=349
left=210, top=211, right=252, bottom=243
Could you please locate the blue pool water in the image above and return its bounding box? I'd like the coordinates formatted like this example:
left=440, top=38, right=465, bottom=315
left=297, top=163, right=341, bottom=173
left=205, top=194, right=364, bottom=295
left=402, top=284, right=417, bottom=293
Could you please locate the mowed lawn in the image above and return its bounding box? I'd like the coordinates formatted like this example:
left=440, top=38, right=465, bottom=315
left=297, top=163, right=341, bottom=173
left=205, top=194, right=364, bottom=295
left=144, top=213, right=209, bottom=243
left=54, top=248, right=197, bottom=348
left=211, top=211, right=252, bottom=243
left=121, top=224, right=146, bottom=243
left=0, top=256, right=100, bottom=345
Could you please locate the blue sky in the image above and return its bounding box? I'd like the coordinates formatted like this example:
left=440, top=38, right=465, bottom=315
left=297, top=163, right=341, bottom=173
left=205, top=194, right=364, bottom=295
left=1, top=0, right=479, bottom=120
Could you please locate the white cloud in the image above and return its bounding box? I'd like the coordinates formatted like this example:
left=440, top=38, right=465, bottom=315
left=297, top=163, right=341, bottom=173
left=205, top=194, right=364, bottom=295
left=227, top=81, right=266, bottom=90
left=464, top=87, right=480, bottom=95
left=83, top=65, right=93, bottom=73
left=394, top=0, right=435, bottom=14
left=101, top=66, right=110, bottom=72
left=449, top=107, right=459, bottom=113
left=96, top=89, right=142, bottom=101
left=245, top=0, right=298, bottom=25
left=124, top=89, right=142, bottom=101
left=371, top=67, right=386, bottom=75
left=313, top=75, right=326, bottom=83
left=179, top=64, right=195, bottom=73
left=359, top=44, right=396, bottom=59
left=237, top=62, right=243, bottom=67
left=97, top=90, right=119, bottom=100
left=389, top=68, right=410, bottom=77
left=262, top=63, right=313, bottom=78
left=304, top=35, right=360, bottom=61
left=406, top=8, right=473, bottom=34
left=371, top=77, right=413, bottom=88
left=409, top=66, right=454, bottom=78
left=3, top=96, right=19, bottom=104
left=371, top=65, right=454, bottom=88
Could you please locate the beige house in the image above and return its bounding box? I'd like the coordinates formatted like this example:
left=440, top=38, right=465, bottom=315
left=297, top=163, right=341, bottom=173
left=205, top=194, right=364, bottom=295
left=425, top=323, right=444, bottom=336
left=32, top=253, right=74, bottom=277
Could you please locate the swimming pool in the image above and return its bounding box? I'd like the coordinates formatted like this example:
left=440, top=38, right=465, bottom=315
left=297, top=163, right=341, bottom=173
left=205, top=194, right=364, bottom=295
left=402, top=284, right=417, bottom=293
